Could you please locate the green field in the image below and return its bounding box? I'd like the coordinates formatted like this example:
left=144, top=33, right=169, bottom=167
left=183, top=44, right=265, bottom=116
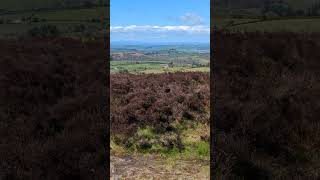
left=0, top=7, right=106, bottom=20
left=0, top=5, right=107, bottom=38
left=0, top=0, right=103, bottom=10
left=0, top=22, right=101, bottom=37
left=214, top=17, right=320, bottom=32
left=111, top=61, right=209, bottom=74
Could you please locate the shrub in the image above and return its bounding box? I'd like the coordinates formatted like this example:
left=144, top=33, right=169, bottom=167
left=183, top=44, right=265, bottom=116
left=32, top=17, right=39, bottom=22
left=0, top=38, right=107, bottom=179
left=73, top=24, right=86, bottom=32
left=110, top=72, right=209, bottom=136
left=213, top=31, right=320, bottom=179
left=118, top=68, right=129, bottom=73
left=27, top=24, right=61, bottom=38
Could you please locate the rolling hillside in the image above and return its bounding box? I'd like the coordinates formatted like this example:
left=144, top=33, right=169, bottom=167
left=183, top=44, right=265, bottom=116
left=0, top=0, right=104, bottom=10
left=215, top=0, right=317, bottom=9
left=215, top=0, right=320, bottom=17
left=0, top=0, right=108, bottom=38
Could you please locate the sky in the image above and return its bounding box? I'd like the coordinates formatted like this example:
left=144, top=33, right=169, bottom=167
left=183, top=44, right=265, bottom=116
left=110, top=0, right=210, bottom=44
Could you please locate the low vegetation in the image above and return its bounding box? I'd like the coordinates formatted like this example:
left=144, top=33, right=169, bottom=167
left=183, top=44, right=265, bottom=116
left=0, top=5, right=106, bottom=39
left=110, top=46, right=210, bottom=74
left=214, top=0, right=320, bottom=32
left=213, top=31, right=320, bottom=179
left=214, top=17, right=320, bottom=32
left=110, top=72, right=210, bottom=161
left=0, top=38, right=107, bottom=179
left=111, top=61, right=209, bottom=74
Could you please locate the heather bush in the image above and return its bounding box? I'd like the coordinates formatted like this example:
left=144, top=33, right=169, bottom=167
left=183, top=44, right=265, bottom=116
left=213, top=31, right=320, bottom=179
left=0, top=38, right=107, bottom=179
left=110, top=72, right=209, bottom=137
left=27, top=25, right=61, bottom=38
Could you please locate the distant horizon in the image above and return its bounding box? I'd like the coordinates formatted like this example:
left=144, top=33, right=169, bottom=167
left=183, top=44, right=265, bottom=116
left=111, top=40, right=210, bottom=46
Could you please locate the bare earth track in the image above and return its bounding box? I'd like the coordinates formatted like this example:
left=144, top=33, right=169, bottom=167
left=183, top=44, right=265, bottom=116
left=110, top=155, right=209, bottom=179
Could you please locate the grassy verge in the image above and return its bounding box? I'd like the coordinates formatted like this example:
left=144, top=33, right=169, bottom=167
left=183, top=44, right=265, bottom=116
left=111, top=120, right=210, bottom=161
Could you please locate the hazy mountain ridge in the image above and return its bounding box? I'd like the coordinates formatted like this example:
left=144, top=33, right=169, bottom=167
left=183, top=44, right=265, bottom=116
left=111, top=44, right=210, bottom=53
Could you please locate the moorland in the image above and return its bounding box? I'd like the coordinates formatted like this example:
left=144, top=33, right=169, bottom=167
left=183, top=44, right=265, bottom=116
left=212, top=1, right=320, bottom=178
left=0, top=1, right=109, bottom=179
left=110, top=43, right=211, bottom=178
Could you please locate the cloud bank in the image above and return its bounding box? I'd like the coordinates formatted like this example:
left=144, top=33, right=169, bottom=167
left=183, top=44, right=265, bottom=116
left=111, top=25, right=210, bottom=34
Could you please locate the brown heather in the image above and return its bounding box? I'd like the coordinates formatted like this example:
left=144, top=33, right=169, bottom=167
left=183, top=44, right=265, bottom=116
left=0, top=38, right=107, bottom=180
left=213, top=31, right=320, bottom=179
left=110, top=72, right=210, bottom=137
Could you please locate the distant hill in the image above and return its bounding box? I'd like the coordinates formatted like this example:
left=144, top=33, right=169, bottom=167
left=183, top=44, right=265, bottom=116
left=215, top=0, right=320, bottom=17
left=215, top=0, right=317, bottom=9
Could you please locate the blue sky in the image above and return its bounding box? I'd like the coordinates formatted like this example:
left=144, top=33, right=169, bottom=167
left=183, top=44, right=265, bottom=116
left=111, top=0, right=210, bottom=43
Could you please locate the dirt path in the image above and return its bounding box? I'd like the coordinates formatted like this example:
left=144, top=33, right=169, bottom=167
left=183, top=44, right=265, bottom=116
left=110, top=155, right=209, bottom=180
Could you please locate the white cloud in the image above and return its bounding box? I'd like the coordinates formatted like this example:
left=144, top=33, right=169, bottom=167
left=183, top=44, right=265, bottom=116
left=110, top=25, right=209, bottom=34
left=180, top=13, right=204, bottom=25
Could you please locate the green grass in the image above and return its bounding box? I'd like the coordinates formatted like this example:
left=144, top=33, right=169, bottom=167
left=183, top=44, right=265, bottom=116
left=0, top=6, right=105, bottom=38
left=111, top=61, right=209, bottom=74
left=137, top=127, right=157, bottom=140
left=230, top=18, right=320, bottom=32
left=214, top=17, right=259, bottom=28
left=196, top=141, right=210, bottom=157
left=215, top=17, right=320, bottom=32
left=0, top=22, right=102, bottom=38
left=34, top=7, right=105, bottom=21
left=110, top=139, right=128, bottom=156
left=1, top=7, right=106, bottom=21
left=0, top=0, right=103, bottom=10
left=111, top=121, right=210, bottom=161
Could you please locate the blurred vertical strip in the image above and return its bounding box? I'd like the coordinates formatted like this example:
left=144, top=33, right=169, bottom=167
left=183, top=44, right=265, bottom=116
left=210, top=0, right=215, bottom=179
left=102, top=0, right=111, bottom=178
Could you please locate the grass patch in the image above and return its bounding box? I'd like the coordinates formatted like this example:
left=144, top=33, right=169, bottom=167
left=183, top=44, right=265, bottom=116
left=136, top=127, right=156, bottom=140
left=110, top=139, right=127, bottom=156
left=111, top=121, right=210, bottom=160
left=196, top=141, right=210, bottom=157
